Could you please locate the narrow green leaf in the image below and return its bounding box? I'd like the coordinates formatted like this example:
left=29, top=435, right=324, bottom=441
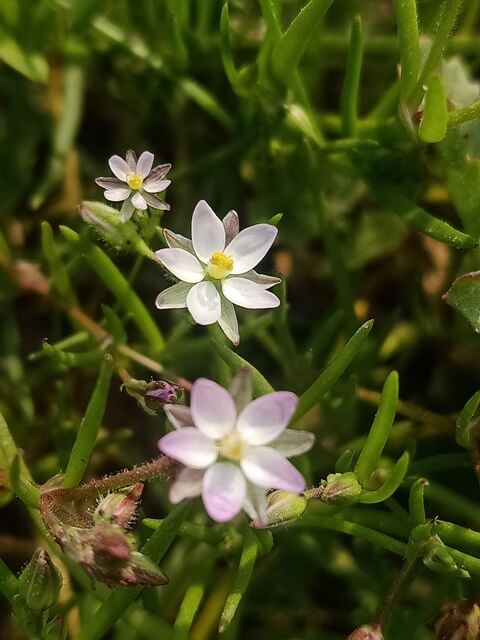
left=358, top=451, right=410, bottom=504
left=340, top=15, right=363, bottom=137
left=443, top=271, right=480, bottom=332
left=272, top=0, right=334, bottom=83
left=9, top=455, right=39, bottom=508
left=210, top=338, right=274, bottom=396
left=355, top=371, right=399, bottom=486
left=63, top=355, right=113, bottom=488
left=409, top=478, right=428, bottom=527
left=220, top=4, right=241, bottom=92
left=179, top=78, right=234, bottom=131
left=456, top=388, right=480, bottom=448
left=418, top=75, right=448, bottom=143
left=392, top=0, right=420, bottom=100
left=0, top=27, right=48, bottom=82
left=41, top=221, right=77, bottom=304
left=293, top=319, right=374, bottom=422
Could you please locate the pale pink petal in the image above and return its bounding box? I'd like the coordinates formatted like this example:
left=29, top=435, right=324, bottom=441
left=163, top=229, right=194, bottom=254
left=120, top=199, right=135, bottom=222
left=237, top=392, right=298, bottom=445
left=186, top=281, right=221, bottom=325
left=158, top=428, right=217, bottom=469
left=155, top=248, right=204, bottom=283
left=241, top=446, right=306, bottom=492
left=141, top=192, right=170, bottom=210
left=222, top=210, right=239, bottom=245
left=155, top=282, right=193, bottom=309
left=104, top=188, right=131, bottom=202
left=242, top=484, right=268, bottom=522
left=191, top=378, right=236, bottom=438
left=131, top=192, right=147, bottom=210
left=191, top=200, right=225, bottom=263
left=225, top=224, right=277, bottom=273
left=125, top=150, right=137, bottom=170
left=270, top=429, right=315, bottom=457
left=222, top=277, right=280, bottom=309
left=218, top=296, right=239, bottom=346
left=143, top=179, right=171, bottom=193
left=136, top=151, right=154, bottom=177
left=164, top=404, right=194, bottom=429
left=169, top=467, right=204, bottom=503
left=96, top=177, right=125, bottom=189
left=144, top=164, right=171, bottom=183
left=242, top=270, right=282, bottom=289
left=108, top=155, right=130, bottom=180
left=202, top=462, right=246, bottom=522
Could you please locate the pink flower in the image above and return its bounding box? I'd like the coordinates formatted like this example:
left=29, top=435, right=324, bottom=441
left=155, top=200, right=281, bottom=345
left=158, top=376, right=314, bottom=523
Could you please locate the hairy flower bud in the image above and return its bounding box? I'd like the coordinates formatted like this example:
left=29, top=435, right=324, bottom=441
left=432, top=598, right=480, bottom=640
left=347, top=624, right=384, bottom=640
left=94, top=483, right=143, bottom=528
left=321, top=472, right=362, bottom=505
left=122, top=378, right=182, bottom=414
left=250, top=490, right=307, bottom=528
left=18, top=549, right=62, bottom=611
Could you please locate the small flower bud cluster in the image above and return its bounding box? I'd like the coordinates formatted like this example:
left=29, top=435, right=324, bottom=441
left=122, top=378, right=183, bottom=414
left=432, top=598, right=480, bottom=640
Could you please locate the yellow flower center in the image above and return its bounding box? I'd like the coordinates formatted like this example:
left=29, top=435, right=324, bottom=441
left=207, top=252, right=234, bottom=280
left=126, top=172, right=144, bottom=190
left=219, top=432, right=244, bottom=462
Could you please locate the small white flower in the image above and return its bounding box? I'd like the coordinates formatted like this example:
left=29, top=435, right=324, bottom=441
left=155, top=200, right=281, bottom=345
left=96, top=150, right=171, bottom=222
left=158, top=377, right=314, bottom=523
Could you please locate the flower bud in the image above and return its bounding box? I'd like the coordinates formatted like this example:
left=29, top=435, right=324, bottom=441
left=122, top=378, right=182, bottom=414
left=432, top=598, right=480, bottom=640
left=250, top=490, right=307, bottom=528
left=94, top=483, right=143, bottom=528
left=321, top=472, right=362, bottom=505
left=347, top=624, right=384, bottom=640
left=18, top=549, right=62, bottom=611
left=79, top=201, right=127, bottom=250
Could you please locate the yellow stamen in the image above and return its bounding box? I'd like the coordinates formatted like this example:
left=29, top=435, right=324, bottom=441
left=126, top=172, right=144, bottom=190
left=219, top=432, right=244, bottom=462
left=207, top=252, right=234, bottom=280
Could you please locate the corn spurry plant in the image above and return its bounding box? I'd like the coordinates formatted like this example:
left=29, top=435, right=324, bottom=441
left=3, top=1, right=480, bottom=639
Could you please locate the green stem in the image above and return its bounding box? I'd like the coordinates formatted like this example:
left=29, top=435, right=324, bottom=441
left=174, top=552, right=215, bottom=636
left=0, top=558, right=18, bottom=606
left=448, top=100, right=480, bottom=127
left=409, top=478, right=428, bottom=527
left=340, top=15, right=363, bottom=136
left=210, top=338, right=274, bottom=396
left=76, top=502, right=192, bottom=640
left=63, top=356, right=114, bottom=488
left=376, top=554, right=419, bottom=629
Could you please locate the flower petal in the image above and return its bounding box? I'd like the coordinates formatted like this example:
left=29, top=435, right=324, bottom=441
left=229, top=368, right=253, bottom=413
left=270, top=429, right=315, bottom=457
left=222, top=210, right=239, bottom=245
left=155, top=248, right=204, bottom=283
left=191, top=378, right=236, bottom=438
left=120, top=199, right=135, bottom=222
left=186, top=281, right=221, bottom=325
left=95, top=177, right=125, bottom=189
left=222, top=277, right=280, bottom=309
left=144, top=163, right=171, bottom=183
left=237, top=392, right=298, bottom=445
left=104, top=188, right=131, bottom=202
left=218, top=296, right=239, bottom=346
left=191, top=200, right=225, bottom=263
left=155, top=282, right=193, bottom=309
left=136, top=151, right=154, bottom=177
left=158, top=427, right=217, bottom=469
left=143, top=179, right=171, bottom=193
left=202, top=462, right=246, bottom=522
left=108, top=155, right=130, bottom=180
left=169, top=467, right=204, bottom=503
left=242, top=270, right=282, bottom=289
left=164, top=404, right=194, bottom=429
left=242, top=484, right=268, bottom=522
left=126, top=150, right=137, bottom=171
left=141, top=191, right=170, bottom=210
left=241, top=447, right=306, bottom=492
left=226, top=224, right=277, bottom=273
left=163, top=229, right=194, bottom=254
left=131, top=192, right=147, bottom=210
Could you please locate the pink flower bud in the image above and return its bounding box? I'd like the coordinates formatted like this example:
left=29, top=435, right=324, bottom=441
left=432, top=599, right=480, bottom=640
left=347, top=624, right=384, bottom=640
left=94, top=483, right=144, bottom=528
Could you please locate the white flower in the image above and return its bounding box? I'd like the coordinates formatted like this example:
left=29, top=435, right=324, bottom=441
left=155, top=200, right=281, bottom=345
left=158, top=377, right=314, bottom=523
left=96, top=150, right=171, bottom=222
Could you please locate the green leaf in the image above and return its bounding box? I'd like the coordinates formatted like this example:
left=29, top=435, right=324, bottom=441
left=210, top=338, right=274, bottom=396
left=340, top=15, right=363, bottom=137
left=418, top=75, right=448, bottom=143
left=444, top=271, right=480, bottom=332
left=392, top=0, right=420, bottom=101
left=41, top=221, right=77, bottom=305
left=272, top=0, right=334, bottom=84
left=358, top=451, right=410, bottom=504
left=0, top=27, right=48, bottom=83
left=456, top=389, right=480, bottom=448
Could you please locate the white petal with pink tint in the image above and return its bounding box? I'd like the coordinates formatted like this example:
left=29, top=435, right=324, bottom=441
left=218, top=297, right=239, bottom=346
left=202, top=462, right=246, bottom=522
left=170, top=467, right=204, bottom=503
left=226, top=224, right=277, bottom=273
left=191, top=200, right=225, bottom=263
left=191, top=378, right=236, bottom=438
left=237, top=392, right=298, bottom=445
left=222, top=277, right=280, bottom=309
left=155, top=282, right=192, bottom=309
left=131, top=192, right=147, bottom=210
left=158, top=427, right=217, bottom=469
left=186, top=282, right=221, bottom=325
left=156, top=248, right=204, bottom=283
left=104, top=188, right=131, bottom=202
left=241, top=446, right=306, bottom=492
left=143, top=179, right=171, bottom=193
left=270, top=429, right=315, bottom=457
left=164, top=404, right=194, bottom=429
left=108, top=155, right=130, bottom=180
left=136, top=151, right=154, bottom=177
